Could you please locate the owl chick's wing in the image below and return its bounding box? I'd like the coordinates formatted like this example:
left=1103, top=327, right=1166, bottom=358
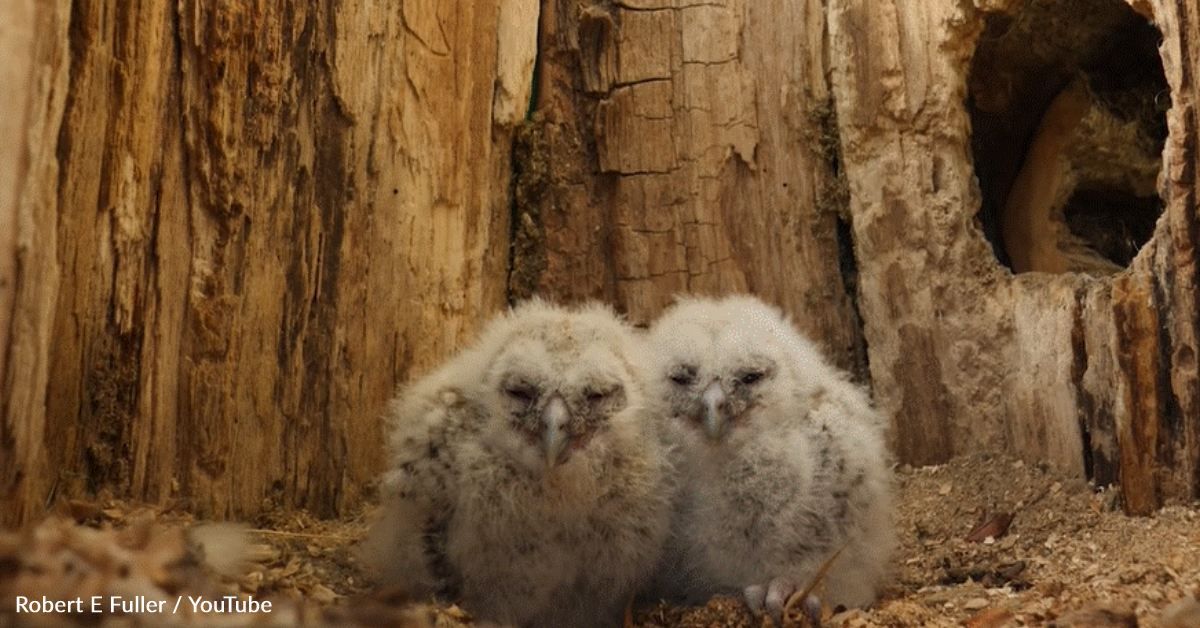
left=362, top=359, right=484, bottom=598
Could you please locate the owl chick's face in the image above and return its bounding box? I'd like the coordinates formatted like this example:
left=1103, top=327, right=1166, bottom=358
left=649, top=297, right=801, bottom=445
left=475, top=302, right=644, bottom=474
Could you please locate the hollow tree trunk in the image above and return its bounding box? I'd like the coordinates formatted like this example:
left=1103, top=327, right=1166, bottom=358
left=531, top=0, right=1198, bottom=514
left=827, top=0, right=1198, bottom=513
left=4, top=0, right=1197, bottom=526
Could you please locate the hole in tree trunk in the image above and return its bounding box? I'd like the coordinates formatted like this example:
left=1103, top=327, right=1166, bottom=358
left=968, top=0, right=1167, bottom=275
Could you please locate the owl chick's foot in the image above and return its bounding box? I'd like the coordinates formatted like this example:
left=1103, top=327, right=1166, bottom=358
left=744, top=578, right=821, bottom=627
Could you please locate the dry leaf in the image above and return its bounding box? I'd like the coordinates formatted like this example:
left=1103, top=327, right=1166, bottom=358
left=966, top=510, right=1015, bottom=542
left=965, top=607, right=1014, bottom=628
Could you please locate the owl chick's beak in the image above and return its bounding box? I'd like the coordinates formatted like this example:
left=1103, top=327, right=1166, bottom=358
left=542, top=395, right=572, bottom=466
left=701, top=382, right=729, bottom=441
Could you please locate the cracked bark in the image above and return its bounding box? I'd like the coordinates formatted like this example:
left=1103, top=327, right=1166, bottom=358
left=829, top=0, right=1198, bottom=513
left=530, top=0, right=866, bottom=380
left=1, top=0, right=516, bottom=524
left=3, top=0, right=1198, bottom=524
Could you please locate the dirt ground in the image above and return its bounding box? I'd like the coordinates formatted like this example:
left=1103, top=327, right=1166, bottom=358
left=822, top=453, right=1200, bottom=628
left=281, top=451, right=1200, bottom=628
left=4, top=452, right=1199, bottom=628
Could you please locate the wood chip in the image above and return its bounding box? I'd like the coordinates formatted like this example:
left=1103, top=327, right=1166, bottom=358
left=966, top=607, right=1014, bottom=628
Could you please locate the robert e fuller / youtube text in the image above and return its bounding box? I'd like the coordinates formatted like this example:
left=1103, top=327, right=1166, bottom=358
left=15, top=595, right=273, bottom=615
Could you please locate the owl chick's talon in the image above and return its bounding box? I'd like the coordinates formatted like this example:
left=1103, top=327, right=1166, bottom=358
left=745, top=578, right=801, bottom=626
left=763, top=577, right=798, bottom=625
left=744, top=584, right=768, bottom=616
left=776, top=593, right=824, bottom=628
left=803, top=594, right=823, bottom=628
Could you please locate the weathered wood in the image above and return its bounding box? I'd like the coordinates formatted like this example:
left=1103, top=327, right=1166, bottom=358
left=529, top=0, right=866, bottom=374
left=829, top=0, right=1198, bottom=511
left=3, top=0, right=518, bottom=523
left=1110, top=272, right=1162, bottom=514
left=828, top=0, right=1008, bottom=467
left=3, top=0, right=1198, bottom=526
left=1006, top=276, right=1087, bottom=476
left=1002, top=78, right=1089, bottom=275
left=0, top=0, right=70, bottom=527
left=1150, top=0, right=1200, bottom=512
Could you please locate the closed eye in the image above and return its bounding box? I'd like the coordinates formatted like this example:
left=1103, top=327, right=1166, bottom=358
left=583, top=384, right=622, bottom=407
left=739, top=371, right=764, bottom=385
left=505, top=384, right=537, bottom=403
left=669, top=365, right=697, bottom=386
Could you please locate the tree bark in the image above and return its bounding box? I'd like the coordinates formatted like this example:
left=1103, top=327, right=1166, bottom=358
left=3, top=0, right=1197, bottom=525
left=828, top=0, right=1198, bottom=512
left=535, top=0, right=1199, bottom=515
left=528, top=0, right=866, bottom=375
left=0, top=0, right=69, bottom=526
left=3, top=0, right=519, bottom=525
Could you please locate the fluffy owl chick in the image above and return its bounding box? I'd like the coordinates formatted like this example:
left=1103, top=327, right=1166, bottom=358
left=361, top=299, right=675, bottom=628
left=645, top=295, right=893, bottom=621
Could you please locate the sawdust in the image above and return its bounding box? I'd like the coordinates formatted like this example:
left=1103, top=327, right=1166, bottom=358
left=871, top=453, right=1199, bottom=628
left=638, top=453, right=1200, bottom=628
left=4, top=452, right=1199, bottom=628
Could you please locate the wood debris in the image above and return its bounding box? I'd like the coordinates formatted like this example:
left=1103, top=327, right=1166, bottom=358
left=5, top=453, right=1200, bottom=628
left=0, top=512, right=427, bottom=628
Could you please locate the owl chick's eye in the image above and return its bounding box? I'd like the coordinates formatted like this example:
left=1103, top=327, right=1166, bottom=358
left=504, top=384, right=538, bottom=405
left=585, top=382, right=623, bottom=406
left=738, top=370, right=765, bottom=386
left=668, top=365, right=697, bottom=386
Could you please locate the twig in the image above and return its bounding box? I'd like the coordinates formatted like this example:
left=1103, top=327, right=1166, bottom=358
left=247, top=529, right=358, bottom=542
left=781, top=544, right=847, bottom=623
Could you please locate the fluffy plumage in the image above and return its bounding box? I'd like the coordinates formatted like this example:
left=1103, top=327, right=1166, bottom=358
left=362, top=300, right=675, bottom=628
left=645, top=294, right=893, bottom=618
